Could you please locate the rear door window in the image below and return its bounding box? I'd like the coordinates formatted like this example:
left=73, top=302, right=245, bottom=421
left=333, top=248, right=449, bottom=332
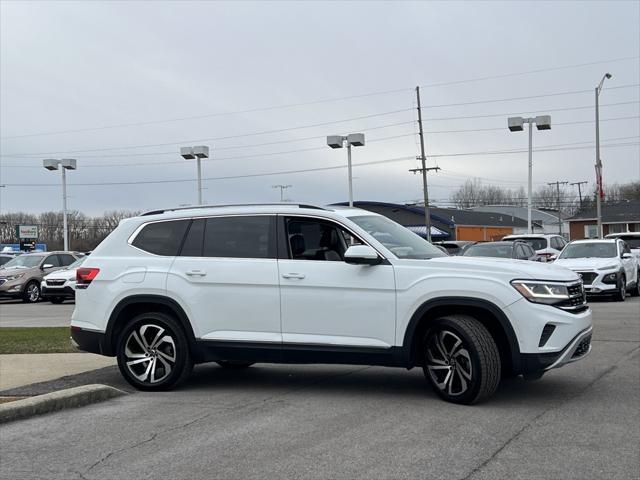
left=44, top=255, right=61, bottom=267
left=58, top=254, right=76, bottom=266
left=180, top=219, right=206, bottom=257
left=132, top=220, right=190, bottom=256
left=203, top=216, right=276, bottom=259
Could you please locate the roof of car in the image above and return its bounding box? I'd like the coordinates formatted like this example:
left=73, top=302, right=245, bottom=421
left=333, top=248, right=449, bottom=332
left=605, top=232, right=640, bottom=238
left=503, top=234, right=559, bottom=238
left=568, top=239, right=617, bottom=244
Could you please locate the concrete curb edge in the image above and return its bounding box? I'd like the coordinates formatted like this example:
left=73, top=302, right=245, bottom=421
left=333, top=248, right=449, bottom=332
left=0, top=384, right=126, bottom=424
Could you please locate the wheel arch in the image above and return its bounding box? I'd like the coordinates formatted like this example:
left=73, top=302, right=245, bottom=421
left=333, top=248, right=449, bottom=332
left=104, top=295, right=198, bottom=357
left=402, top=297, right=521, bottom=374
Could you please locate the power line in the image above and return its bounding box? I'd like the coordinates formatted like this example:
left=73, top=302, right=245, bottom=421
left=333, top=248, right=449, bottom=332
left=3, top=55, right=636, bottom=140
left=4, top=85, right=638, bottom=158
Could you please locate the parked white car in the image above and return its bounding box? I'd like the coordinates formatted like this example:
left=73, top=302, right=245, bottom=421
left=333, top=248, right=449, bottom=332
left=41, top=256, right=85, bottom=304
left=605, top=232, right=640, bottom=261
left=71, top=204, right=592, bottom=404
left=553, top=239, right=639, bottom=301
left=502, top=234, right=567, bottom=262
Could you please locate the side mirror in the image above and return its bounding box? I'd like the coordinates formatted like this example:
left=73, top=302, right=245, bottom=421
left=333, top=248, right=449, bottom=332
left=344, top=245, right=381, bottom=266
left=622, top=253, right=633, bottom=259
left=42, top=264, right=54, bottom=269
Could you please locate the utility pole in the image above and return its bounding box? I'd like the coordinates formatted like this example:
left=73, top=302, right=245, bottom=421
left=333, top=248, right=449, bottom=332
left=569, top=181, right=588, bottom=209
left=547, top=181, right=569, bottom=236
left=410, top=166, right=440, bottom=241
left=415, top=86, right=433, bottom=242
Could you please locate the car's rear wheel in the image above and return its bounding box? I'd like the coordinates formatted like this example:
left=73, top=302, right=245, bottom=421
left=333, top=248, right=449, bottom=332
left=422, top=315, right=501, bottom=405
left=50, top=297, right=65, bottom=304
left=630, top=272, right=640, bottom=297
left=614, top=276, right=626, bottom=302
left=116, top=312, right=193, bottom=390
left=216, top=360, right=255, bottom=369
left=22, top=282, right=41, bottom=303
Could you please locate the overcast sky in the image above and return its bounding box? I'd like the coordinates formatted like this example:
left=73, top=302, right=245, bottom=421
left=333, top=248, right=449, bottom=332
left=1, top=0, right=638, bottom=215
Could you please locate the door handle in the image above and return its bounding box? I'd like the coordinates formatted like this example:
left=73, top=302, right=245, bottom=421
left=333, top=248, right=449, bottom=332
left=186, top=269, right=207, bottom=277
left=282, top=273, right=305, bottom=280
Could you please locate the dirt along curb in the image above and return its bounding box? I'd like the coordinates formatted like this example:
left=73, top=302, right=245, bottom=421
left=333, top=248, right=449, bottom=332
left=0, top=384, right=126, bottom=424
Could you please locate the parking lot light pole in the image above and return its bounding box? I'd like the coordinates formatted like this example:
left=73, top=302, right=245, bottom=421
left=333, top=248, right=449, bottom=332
left=508, top=115, right=551, bottom=233
left=326, top=133, right=365, bottom=207
left=180, top=145, right=210, bottom=205
left=272, top=184, right=292, bottom=202
left=43, top=158, right=77, bottom=251
left=595, top=73, right=612, bottom=238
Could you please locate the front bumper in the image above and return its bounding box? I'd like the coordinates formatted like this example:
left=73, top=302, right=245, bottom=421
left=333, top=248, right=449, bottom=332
left=571, top=269, right=620, bottom=295
left=41, top=285, right=76, bottom=299
left=519, top=327, right=592, bottom=373
left=0, top=280, right=26, bottom=298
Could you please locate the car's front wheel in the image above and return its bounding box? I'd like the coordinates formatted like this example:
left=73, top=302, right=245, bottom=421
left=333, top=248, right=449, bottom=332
left=614, top=275, right=626, bottom=302
left=116, top=312, right=193, bottom=390
left=22, top=282, right=41, bottom=303
left=422, top=315, right=501, bottom=405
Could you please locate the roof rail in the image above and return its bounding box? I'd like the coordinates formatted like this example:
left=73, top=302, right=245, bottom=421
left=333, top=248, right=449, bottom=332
left=141, top=203, right=328, bottom=217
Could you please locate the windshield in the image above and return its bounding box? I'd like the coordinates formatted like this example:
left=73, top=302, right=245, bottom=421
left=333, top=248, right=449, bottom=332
left=617, top=237, right=640, bottom=249
left=463, top=244, right=512, bottom=258
left=2, top=255, right=43, bottom=268
left=349, top=215, right=446, bottom=259
left=559, top=242, right=617, bottom=259
left=505, top=237, right=547, bottom=250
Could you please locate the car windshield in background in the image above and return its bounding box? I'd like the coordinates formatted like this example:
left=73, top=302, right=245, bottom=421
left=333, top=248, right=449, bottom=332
left=2, top=255, right=42, bottom=268
left=463, top=244, right=512, bottom=258
left=506, top=237, right=547, bottom=250
left=559, top=242, right=617, bottom=259
left=349, top=215, right=445, bottom=259
left=617, top=237, right=640, bottom=249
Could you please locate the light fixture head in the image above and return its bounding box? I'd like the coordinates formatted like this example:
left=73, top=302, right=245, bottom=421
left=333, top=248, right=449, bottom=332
left=43, top=159, right=60, bottom=170
left=534, top=115, right=551, bottom=130
left=347, top=133, right=365, bottom=147
left=61, top=158, right=77, bottom=170
left=180, top=146, right=195, bottom=159
left=605, top=73, right=612, bottom=79
left=327, top=135, right=345, bottom=148
left=193, top=145, right=209, bottom=159
left=507, top=117, right=524, bottom=132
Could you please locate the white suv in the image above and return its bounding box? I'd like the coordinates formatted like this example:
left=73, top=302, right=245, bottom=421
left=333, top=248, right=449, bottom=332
left=71, top=204, right=593, bottom=404
left=502, top=234, right=567, bottom=261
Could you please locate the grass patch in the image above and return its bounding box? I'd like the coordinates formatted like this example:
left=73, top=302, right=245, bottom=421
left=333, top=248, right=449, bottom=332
left=0, top=327, right=76, bottom=354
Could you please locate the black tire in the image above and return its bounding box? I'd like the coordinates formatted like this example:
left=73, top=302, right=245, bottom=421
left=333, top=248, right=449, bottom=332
left=216, top=360, right=255, bottom=369
left=422, top=315, right=501, bottom=405
left=50, top=297, right=65, bottom=304
left=630, top=272, right=640, bottom=297
left=116, top=312, right=193, bottom=391
left=22, top=281, right=41, bottom=303
left=613, top=275, right=626, bottom=302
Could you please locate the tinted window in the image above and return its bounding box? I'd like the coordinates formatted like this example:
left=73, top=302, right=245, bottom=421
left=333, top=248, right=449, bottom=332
left=507, top=237, right=547, bottom=251
left=180, top=219, right=205, bottom=256
left=286, top=218, right=352, bottom=261
left=617, top=236, right=640, bottom=249
left=203, top=216, right=275, bottom=259
left=58, top=254, right=76, bottom=266
left=0, top=256, right=12, bottom=266
left=44, top=255, right=61, bottom=267
left=463, top=244, right=513, bottom=258
left=132, top=220, right=190, bottom=256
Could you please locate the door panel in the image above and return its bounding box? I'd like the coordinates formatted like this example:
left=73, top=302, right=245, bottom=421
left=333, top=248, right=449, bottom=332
left=278, top=216, right=396, bottom=349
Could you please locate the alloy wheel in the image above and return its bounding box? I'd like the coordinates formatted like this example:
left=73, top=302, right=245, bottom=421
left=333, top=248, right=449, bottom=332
left=124, top=324, right=177, bottom=384
left=26, top=283, right=40, bottom=302
left=425, top=329, right=473, bottom=396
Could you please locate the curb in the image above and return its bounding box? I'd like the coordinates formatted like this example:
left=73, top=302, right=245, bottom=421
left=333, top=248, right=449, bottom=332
left=0, top=384, right=126, bottom=424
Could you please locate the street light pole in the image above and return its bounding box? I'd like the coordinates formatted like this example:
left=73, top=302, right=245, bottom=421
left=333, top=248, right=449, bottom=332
left=43, top=158, right=76, bottom=251
left=272, top=184, right=292, bottom=202
left=595, top=73, right=612, bottom=238
left=327, top=133, right=365, bottom=207
left=180, top=145, right=210, bottom=205
left=508, top=115, right=551, bottom=233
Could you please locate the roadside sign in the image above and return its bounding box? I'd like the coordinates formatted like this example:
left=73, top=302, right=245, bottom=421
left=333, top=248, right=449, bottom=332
left=15, top=225, right=38, bottom=239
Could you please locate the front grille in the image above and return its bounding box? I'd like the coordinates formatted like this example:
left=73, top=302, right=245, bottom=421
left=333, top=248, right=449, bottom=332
left=558, top=282, right=588, bottom=313
left=576, top=271, right=597, bottom=285
left=46, top=279, right=65, bottom=286
left=539, top=324, right=556, bottom=347
left=571, top=335, right=592, bottom=359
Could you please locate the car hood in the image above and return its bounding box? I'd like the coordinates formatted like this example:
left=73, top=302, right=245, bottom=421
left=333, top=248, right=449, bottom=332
left=552, top=257, right=620, bottom=271
left=0, top=266, right=39, bottom=278
left=396, top=255, right=579, bottom=282
left=43, top=268, right=77, bottom=281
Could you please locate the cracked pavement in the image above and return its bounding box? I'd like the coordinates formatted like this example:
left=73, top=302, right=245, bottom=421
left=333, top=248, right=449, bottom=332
left=1, top=298, right=638, bottom=480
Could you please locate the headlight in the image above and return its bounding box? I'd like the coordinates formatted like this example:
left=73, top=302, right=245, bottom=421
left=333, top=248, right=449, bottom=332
left=511, top=280, right=571, bottom=306
left=3, top=273, right=24, bottom=281
left=599, top=264, right=618, bottom=270
left=602, top=272, right=618, bottom=284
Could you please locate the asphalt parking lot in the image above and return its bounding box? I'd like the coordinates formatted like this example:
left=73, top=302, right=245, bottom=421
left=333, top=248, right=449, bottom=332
left=1, top=298, right=639, bottom=479
left=0, top=299, right=74, bottom=327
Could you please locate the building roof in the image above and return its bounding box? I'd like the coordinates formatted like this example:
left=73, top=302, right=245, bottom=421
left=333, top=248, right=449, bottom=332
left=567, top=201, right=640, bottom=223
left=470, top=205, right=568, bottom=224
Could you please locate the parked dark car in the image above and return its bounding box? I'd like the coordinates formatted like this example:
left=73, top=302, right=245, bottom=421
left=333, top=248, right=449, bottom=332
left=434, top=241, right=476, bottom=256
left=462, top=241, right=539, bottom=261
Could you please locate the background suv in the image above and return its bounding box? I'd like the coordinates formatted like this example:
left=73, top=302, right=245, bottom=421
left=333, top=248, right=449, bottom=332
left=72, top=204, right=592, bottom=405
left=41, top=256, right=86, bottom=304
left=463, top=241, right=539, bottom=261
left=0, top=251, right=80, bottom=302
left=502, top=234, right=567, bottom=261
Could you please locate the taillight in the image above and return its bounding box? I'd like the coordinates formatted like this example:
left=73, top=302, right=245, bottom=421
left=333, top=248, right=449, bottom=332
left=76, top=267, right=100, bottom=287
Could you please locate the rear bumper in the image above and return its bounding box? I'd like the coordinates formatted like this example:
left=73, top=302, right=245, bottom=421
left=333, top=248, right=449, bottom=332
left=519, top=326, right=592, bottom=373
left=70, top=327, right=111, bottom=356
